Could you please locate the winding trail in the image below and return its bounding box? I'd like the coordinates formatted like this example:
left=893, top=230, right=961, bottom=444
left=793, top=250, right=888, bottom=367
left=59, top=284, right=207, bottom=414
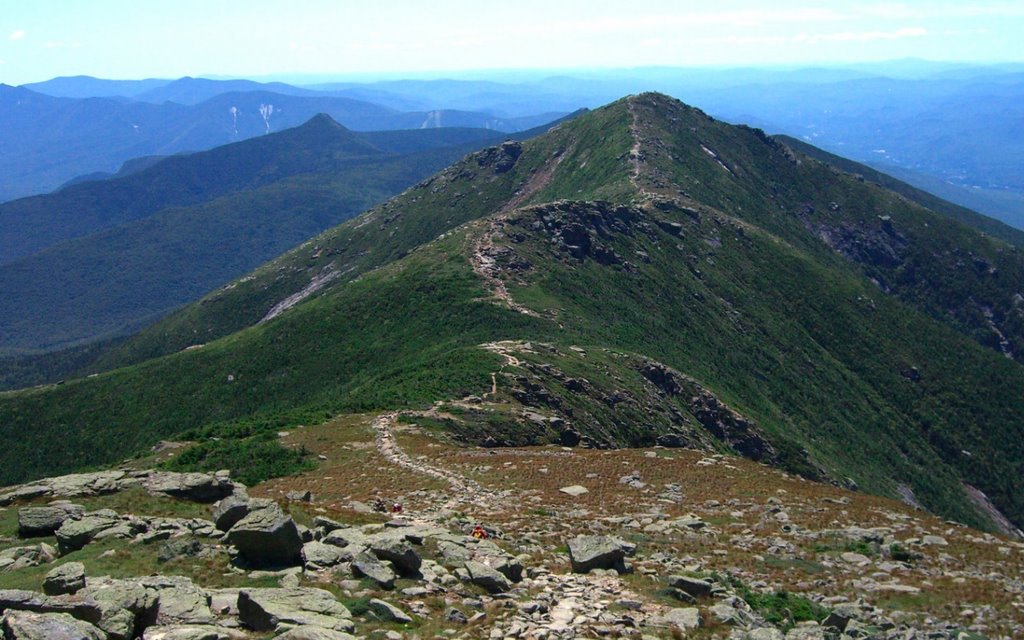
left=468, top=141, right=573, bottom=317
left=371, top=412, right=507, bottom=513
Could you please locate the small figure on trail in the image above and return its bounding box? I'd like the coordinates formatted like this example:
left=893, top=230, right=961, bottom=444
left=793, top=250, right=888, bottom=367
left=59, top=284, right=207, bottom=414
left=391, top=502, right=403, bottom=514
left=471, top=524, right=489, bottom=539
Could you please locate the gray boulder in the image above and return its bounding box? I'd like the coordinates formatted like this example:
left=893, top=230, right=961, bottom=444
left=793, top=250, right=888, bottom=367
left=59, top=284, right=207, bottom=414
left=237, top=587, right=354, bottom=633
left=655, top=607, right=702, bottom=632
left=143, top=472, right=236, bottom=503
left=351, top=551, right=396, bottom=590
left=301, top=541, right=347, bottom=570
left=80, top=578, right=158, bottom=640
left=135, top=576, right=214, bottom=626
left=668, top=575, right=713, bottom=599
left=567, top=535, right=627, bottom=573
left=370, top=538, right=421, bottom=575
left=1, top=610, right=105, bottom=640
left=226, top=502, right=302, bottom=566
left=210, top=496, right=254, bottom=532
left=55, top=512, right=122, bottom=554
left=0, top=544, right=57, bottom=573
left=367, top=598, right=412, bottom=623
left=17, top=504, right=84, bottom=537
left=463, top=560, right=510, bottom=594
left=43, top=562, right=86, bottom=596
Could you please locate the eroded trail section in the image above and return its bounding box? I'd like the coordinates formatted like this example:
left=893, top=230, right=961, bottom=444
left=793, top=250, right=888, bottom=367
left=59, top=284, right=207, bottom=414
left=371, top=412, right=507, bottom=513
left=468, top=143, right=572, bottom=317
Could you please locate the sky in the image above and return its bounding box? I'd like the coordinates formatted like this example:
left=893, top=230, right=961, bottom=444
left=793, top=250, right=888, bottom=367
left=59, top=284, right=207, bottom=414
left=2, top=0, right=1023, bottom=85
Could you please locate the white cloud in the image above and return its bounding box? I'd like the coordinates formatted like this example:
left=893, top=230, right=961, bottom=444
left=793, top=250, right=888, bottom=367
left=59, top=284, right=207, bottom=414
left=9, top=29, right=25, bottom=40
left=697, top=26, right=928, bottom=47
left=796, top=26, right=928, bottom=43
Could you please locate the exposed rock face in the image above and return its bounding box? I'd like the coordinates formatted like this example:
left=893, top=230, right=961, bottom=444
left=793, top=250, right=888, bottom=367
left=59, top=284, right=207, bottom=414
left=476, top=140, right=522, bottom=174
left=42, top=563, right=86, bottom=596
left=0, top=470, right=241, bottom=506
left=225, top=502, right=302, bottom=566
left=0, top=609, right=105, bottom=640
left=236, top=588, right=354, bottom=633
left=567, top=535, right=627, bottom=574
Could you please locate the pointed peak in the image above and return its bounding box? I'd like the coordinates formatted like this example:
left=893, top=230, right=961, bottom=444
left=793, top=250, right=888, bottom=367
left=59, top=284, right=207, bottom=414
left=302, top=112, right=346, bottom=131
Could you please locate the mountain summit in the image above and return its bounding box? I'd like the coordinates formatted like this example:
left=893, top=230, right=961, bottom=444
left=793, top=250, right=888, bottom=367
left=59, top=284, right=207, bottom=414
left=3, top=93, right=1024, bottom=538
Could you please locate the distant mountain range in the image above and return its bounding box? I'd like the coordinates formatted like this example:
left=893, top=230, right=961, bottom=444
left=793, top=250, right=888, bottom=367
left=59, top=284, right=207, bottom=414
left=3, top=94, right=1024, bottom=544
left=0, top=113, right=549, bottom=356
left=0, top=82, right=564, bottom=202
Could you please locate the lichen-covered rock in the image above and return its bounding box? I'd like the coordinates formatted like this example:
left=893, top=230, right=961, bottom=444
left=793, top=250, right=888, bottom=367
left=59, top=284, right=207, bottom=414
left=0, top=544, right=57, bottom=573
left=1, top=610, right=105, bottom=640
left=17, top=503, right=84, bottom=537
left=236, top=587, right=353, bottom=633
left=135, top=576, right=214, bottom=626
left=43, top=562, right=86, bottom=596
left=54, top=512, right=122, bottom=554
left=80, top=578, right=158, bottom=640
left=301, top=541, right=347, bottom=570
left=143, top=472, right=237, bottom=503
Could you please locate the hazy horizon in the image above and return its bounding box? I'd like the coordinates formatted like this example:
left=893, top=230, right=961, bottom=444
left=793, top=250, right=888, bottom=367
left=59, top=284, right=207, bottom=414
left=4, top=1, right=1024, bottom=85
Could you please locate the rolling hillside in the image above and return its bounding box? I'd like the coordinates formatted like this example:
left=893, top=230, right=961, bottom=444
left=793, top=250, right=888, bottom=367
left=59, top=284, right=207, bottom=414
left=3, top=93, right=1024, bottom=540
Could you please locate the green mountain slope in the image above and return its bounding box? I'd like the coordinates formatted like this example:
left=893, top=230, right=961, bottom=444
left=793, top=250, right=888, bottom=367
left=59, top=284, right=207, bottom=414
left=3, top=94, right=1023, bottom=536
left=0, top=116, right=512, bottom=357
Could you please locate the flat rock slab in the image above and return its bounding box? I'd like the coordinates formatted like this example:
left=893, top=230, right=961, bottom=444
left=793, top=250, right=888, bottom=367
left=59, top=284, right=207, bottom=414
left=141, top=624, right=248, bottom=640
left=1, top=609, right=105, bottom=640
left=559, top=485, right=589, bottom=496
left=237, top=587, right=353, bottom=633
left=275, top=627, right=359, bottom=640
left=653, top=607, right=702, bottom=631
left=367, top=598, right=413, bottom=623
